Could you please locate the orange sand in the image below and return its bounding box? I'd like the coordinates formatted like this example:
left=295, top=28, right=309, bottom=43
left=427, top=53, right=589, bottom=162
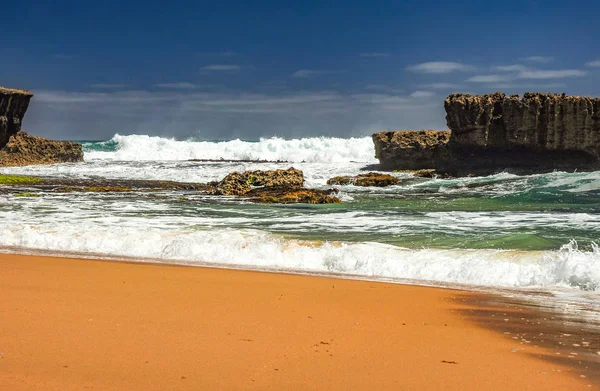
left=0, top=253, right=595, bottom=390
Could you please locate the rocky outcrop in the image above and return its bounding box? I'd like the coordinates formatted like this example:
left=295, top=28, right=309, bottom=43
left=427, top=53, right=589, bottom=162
left=372, top=130, right=451, bottom=170
left=327, top=172, right=399, bottom=187
left=0, top=87, right=33, bottom=150
left=372, top=93, right=600, bottom=175
left=445, top=93, right=600, bottom=156
left=0, top=131, right=84, bottom=166
left=212, top=168, right=340, bottom=203
left=213, top=168, right=305, bottom=196
left=442, top=93, right=600, bottom=174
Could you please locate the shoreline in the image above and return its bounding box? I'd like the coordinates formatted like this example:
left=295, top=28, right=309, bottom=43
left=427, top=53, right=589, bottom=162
left=2, top=252, right=599, bottom=390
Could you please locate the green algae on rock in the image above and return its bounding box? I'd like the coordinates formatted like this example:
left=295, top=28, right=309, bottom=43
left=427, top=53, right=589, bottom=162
left=0, top=174, right=43, bottom=185
left=327, top=172, right=399, bottom=187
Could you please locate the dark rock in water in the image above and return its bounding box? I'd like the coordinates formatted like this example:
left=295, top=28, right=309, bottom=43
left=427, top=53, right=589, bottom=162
left=372, top=93, right=600, bottom=176
left=0, top=87, right=33, bottom=150
left=372, top=130, right=451, bottom=171
left=247, top=187, right=341, bottom=204
left=0, top=131, right=83, bottom=166
left=327, top=172, right=399, bottom=187
left=411, top=169, right=454, bottom=179
left=213, top=168, right=304, bottom=196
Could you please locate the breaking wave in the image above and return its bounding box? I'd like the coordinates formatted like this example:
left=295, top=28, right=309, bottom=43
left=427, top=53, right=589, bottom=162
left=83, top=134, right=378, bottom=163
left=2, top=224, right=599, bottom=291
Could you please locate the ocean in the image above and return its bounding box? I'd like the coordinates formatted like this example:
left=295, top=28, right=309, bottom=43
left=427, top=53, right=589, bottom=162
left=1, top=133, right=600, bottom=313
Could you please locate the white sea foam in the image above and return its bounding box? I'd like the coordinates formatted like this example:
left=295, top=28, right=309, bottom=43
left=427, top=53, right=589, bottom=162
left=1, top=222, right=599, bottom=291
left=84, top=134, right=378, bottom=163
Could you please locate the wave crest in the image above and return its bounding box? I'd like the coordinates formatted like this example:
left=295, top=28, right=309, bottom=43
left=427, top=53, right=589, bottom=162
left=83, top=134, right=377, bottom=163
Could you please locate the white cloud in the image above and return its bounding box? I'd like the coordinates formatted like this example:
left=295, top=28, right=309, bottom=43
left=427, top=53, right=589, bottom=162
left=155, top=82, right=198, bottom=89
left=90, top=83, right=129, bottom=89
left=521, top=56, right=554, bottom=63
left=517, top=69, right=587, bottom=79
left=406, top=62, right=474, bottom=74
left=200, top=65, right=241, bottom=71
left=360, top=52, right=390, bottom=58
left=467, top=74, right=513, bottom=83
left=494, top=64, right=529, bottom=72
left=410, top=90, right=435, bottom=98
left=418, top=83, right=463, bottom=90
left=586, top=60, right=600, bottom=67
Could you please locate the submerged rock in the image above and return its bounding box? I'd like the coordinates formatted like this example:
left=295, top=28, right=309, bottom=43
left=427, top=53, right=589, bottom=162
left=247, top=187, right=341, bottom=204
left=0, top=86, right=32, bottom=150
left=327, top=172, right=399, bottom=187
left=0, top=131, right=83, bottom=166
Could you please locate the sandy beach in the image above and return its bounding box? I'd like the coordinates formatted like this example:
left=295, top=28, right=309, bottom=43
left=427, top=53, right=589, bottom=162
left=1, top=253, right=597, bottom=390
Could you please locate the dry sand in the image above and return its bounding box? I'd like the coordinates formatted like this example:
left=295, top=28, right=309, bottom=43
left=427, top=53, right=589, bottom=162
left=1, top=253, right=597, bottom=390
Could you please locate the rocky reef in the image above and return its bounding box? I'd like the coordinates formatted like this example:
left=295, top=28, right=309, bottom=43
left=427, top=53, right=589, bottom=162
left=0, top=87, right=33, bottom=150
left=0, top=168, right=341, bottom=204
left=0, top=131, right=84, bottom=167
left=373, top=93, right=600, bottom=175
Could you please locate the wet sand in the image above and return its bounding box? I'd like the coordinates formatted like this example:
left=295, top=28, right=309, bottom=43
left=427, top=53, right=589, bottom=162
left=1, top=253, right=597, bottom=390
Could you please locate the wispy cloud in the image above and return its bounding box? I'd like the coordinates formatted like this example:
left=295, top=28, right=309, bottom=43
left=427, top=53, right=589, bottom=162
left=467, top=74, right=513, bottom=83
left=518, top=69, right=587, bottom=79
left=155, top=82, right=199, bottom=89
left=360, top=52, right=390, bottom=58
left=200, top=64, right=241, bottom=71
left=410, top=90, right=435, bottom=98
left=90, top=83, right=129, bottom=89
left=521, top=56, right=554, bottom=63
left=406, top=61, right=474, bottom=74
left=494, top=64, right=529, bottom=72
left=586, top=60, right=600, bottom=67
left=469, top=68, right=587, bottom=82
left=419, top=82, right=463, bottom=90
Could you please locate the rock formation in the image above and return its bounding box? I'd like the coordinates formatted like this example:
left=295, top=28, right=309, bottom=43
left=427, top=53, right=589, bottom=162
left=212, top=168, right=340, bottom=203
left=0, top=131, right=84, bottom=167
left=0, top=87, right=33, bottom=150
left=372, top=130, right=451, bottom=171
left=372, top=93, right=600, bottom=175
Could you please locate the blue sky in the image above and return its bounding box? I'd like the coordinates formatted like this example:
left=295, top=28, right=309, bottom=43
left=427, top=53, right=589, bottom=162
left=3, top=0, right=600, bottom=140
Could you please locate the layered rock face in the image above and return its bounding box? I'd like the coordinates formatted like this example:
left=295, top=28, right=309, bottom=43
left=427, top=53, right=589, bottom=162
left=372, top=130, right=451, bottom=170
left=443, top=93, right=600, bottom=174
left=0, top=87, right=33, bottom=149
left=445, top=93, right=600, bottom=157
left=373, top=93, right=600, bottom=175
left=0, top=131, right=84, bottom=167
